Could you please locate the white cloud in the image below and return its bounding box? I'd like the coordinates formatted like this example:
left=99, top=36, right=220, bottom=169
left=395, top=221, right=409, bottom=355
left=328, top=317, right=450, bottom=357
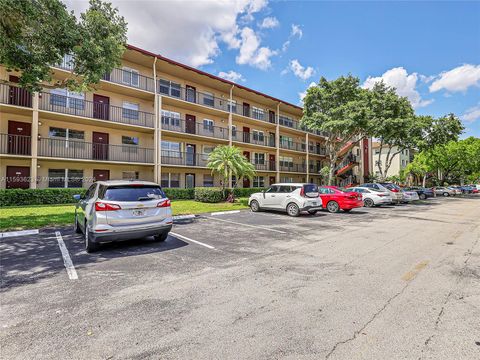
left=362, top=67, right=433, bottom=109
left=299, top=81, right=317, bottom=103
left=259, top=16, right=279, bottom=29
left=462, top=104, right=480, bottom=123
left=291, top=24, right=303, bottom=39
left=236, top=27, right=277, bottom=70
left=218, top=70, right=245, bottom=82
left=285, top=59, right=315, bottom=80
left=63, top=0, right=269, bottom=68
left=281, top=40, right=290, bottom=52
left=429, top=64, right=480, bottom=93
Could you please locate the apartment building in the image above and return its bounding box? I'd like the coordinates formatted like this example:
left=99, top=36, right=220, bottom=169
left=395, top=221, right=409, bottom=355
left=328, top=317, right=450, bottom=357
left=1, top=44, right=368, bottom=190
left=371, top=142, right=411, bottom=178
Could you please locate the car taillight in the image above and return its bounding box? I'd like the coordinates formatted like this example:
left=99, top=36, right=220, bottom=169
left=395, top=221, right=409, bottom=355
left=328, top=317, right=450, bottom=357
left=390, top=189, right=399, bottom=192
left=300, top=187, right=305, bottom=197
left=95, top=202, right=121, bottom=211
left=157, top=199, right=171, bottom=208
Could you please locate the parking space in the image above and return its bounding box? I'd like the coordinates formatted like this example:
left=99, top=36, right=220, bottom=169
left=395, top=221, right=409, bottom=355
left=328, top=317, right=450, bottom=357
left=1, top=195, right=480, bottom=359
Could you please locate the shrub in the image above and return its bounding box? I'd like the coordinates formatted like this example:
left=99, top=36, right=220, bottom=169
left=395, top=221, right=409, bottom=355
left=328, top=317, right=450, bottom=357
left=0, top=188, right=86, bottom=207
left=232, top=187, right=265, bottom=198
left=163, top=188, right=194, bottom=200
left=194, top=187, right=225, bottom=203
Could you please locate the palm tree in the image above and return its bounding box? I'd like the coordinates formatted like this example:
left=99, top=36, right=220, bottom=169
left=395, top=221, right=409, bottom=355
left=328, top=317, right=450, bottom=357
left=207, top=145, right=256, bottom=194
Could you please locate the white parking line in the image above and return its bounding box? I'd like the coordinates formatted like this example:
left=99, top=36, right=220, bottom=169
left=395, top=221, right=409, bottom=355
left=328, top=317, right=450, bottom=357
left=1, top=229, right=39, bottom=238
left=205, top=217, right=287, bottom=234
left=55, top=231, right=78, bottom=280
left=210, top=210, right=241, bottom=216
left=169, top=231, right=215, bottom=250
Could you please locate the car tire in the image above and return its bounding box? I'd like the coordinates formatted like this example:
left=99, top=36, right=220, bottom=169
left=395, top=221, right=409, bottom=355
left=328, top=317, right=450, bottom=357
left=154, top=232, right=169, bottom=242
left=307, top=210, right=317, bottom=215
left=85, top=224, right=98, bottom=253
left=250, top=200, right=261, bottom=212
left=74, top=212, right=82, bottom=234
left=364, top=198, right=374, bottom=207
left=286, top=202, right=300, bottom=217
left=443, top=192, right=449, bottom=197
left=419, top=194, right=426, bottom=200
left=343, top=209, right=352, bottom=212
left=326, top=201, right=340, bottom=213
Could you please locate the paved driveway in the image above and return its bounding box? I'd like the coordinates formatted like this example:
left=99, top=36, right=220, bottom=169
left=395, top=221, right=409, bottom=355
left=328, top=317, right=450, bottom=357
left=1, top=196, right=480, bottom=359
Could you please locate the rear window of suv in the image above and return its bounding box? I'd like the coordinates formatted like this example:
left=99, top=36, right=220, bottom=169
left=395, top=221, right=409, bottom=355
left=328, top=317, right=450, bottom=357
left=303, top=184, right=319, bottom=193
left=100, top=185, right=166, bottom=201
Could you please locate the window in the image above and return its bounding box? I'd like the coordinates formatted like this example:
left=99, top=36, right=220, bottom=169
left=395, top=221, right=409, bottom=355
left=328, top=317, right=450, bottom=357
left=161, top=173, right=169, bottom=188
left=48, top=169, right=83, bottom=188
left=68, top=169, right=83, bottom=188
left=203, top=119, right=214, bottom=132
left=201, top=145, right=215, bottom=161
left=203, top=92, right=214, bottom=107
left=254, top=153, right=265, bottom=165
left=161, top=110, right=181, bottom=127
left=279, top=115, right=294, bottom=128
left=252, top=130, right=264, bottom=143
left=102, top=185, right=165, bottom=201
left=50, top=88, right=85, bottom=110
left=49, top=127, right=85, bottom=148
left=253, top=176, right=265, bottom=188
left=122, top=171, right=139, bottom=180
left=122, top=102, right=139, bottom=120
left=161, top=141, right=181, bottom=157
left=203, top=174, right=214, bottom=187
left=122, top=67, right=140, bottom=87
left=159, top=79, right=181, bottom=98
left=228, top=100, right=237, bottom=113
left=122, top=136, right=139, bottom=153
left=252, top=107, right=265, bottom=120
left=48, top=169, right=65, bottom=188
left=279, top=156, right=293, bottom=168
left=374, top=149, right=380, bottom=154
left=280, top=135, right=293, bottom=148
left=280, top=177, right=294, bottom=183
left=232, top=125, right=237, bottom=138
left=170, top=173, right=180, bottom=188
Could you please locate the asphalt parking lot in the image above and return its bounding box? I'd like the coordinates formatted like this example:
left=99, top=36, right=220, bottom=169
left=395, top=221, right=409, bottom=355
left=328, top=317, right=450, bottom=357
left=1, top=196, right=480, bottom=360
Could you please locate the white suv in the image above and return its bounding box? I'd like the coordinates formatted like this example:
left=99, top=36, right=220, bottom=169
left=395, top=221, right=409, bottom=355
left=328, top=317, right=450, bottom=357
left=248, top=183, right=322, bottom=217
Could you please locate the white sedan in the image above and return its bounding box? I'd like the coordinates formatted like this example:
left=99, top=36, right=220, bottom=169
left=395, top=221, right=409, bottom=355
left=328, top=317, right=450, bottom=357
left=401, top=190, right=420, bottom=202
left=348, top=187, right=393, bottom=207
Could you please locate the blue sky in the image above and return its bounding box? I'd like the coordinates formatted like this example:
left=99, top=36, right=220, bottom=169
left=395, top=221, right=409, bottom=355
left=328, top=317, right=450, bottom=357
left=66, top=0, right=480, bottom=137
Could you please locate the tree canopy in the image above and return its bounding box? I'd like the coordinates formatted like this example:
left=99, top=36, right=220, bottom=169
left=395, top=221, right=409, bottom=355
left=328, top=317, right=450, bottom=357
left=0, top=0, right=127, bottom=92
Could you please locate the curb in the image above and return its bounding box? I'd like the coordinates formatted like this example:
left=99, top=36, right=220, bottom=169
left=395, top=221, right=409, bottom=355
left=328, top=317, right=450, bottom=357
left=0, top=229, right=39, bottom=239
left=210, top=210, right=241, bottom=216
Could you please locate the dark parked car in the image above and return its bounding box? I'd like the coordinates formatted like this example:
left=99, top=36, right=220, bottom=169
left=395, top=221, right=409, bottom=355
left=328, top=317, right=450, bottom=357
left=404, top=186, right=435, bottom=200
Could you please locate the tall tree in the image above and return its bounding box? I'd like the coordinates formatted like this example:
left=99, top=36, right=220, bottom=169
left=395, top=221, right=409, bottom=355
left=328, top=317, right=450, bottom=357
left=405, top=152, right=431, bottom=186
left=0, top=0, right=127, bottom=92
left=302, top=75, right=370, bottom=185
left=207, top=146, right=256, bottom=193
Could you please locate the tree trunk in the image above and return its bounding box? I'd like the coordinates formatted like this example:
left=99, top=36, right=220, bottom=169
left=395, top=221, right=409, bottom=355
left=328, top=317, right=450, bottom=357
left=422, top=174, right=426, bottom=188
left=328, top=161, right=336, bottom=185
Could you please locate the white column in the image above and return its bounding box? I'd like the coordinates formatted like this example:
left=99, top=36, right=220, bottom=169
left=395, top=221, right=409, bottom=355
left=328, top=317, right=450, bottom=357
left=306, top=132, right=309, bottom=182
left=276, top=102, right=280, bottom=183
left=228, top=85, right=234, bottom=188
left=30, top=92, right=39, bottom=189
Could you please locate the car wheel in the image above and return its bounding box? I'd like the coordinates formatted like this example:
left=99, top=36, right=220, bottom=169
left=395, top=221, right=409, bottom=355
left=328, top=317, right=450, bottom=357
left=326, top=201, right=340, bottom=213
left=419, top=194, right=426, bottom=200
left=74, top=212, right=82, bottom=234
left=286, top=202, right=300, bottom=217
left=443, top=192, right=449, bottom=197
left=307, top=210, right=317, bottom=215
left=343, top=209, right=352, bottom=212
left=154, top=232, right=169, bottom=242
left=364, top=198, right=374, bottom=207
left=85, top=224, right=98, bottom=253
left=250, top=200, right=261, bottom=212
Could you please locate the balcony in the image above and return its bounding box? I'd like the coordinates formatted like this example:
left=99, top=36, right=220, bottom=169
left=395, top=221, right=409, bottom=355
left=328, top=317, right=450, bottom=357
left=0, top=133, right=32, bottom=156
left=335, top=153, right=359, bottom=176
left=39, top=92, right=155, bottom=128
left=161, top=151, right=209, bottom=167
left=233, top=131, right=275, bottom=148
left=230, top=105, right=276, bottom=125
left=309, top=146, right=327, bottom=156
left=161, top=117, right=228, bottom=140
left=38, top=138, right=154, bottom=163
left=159, top=84, right=230, bottom=112
left=251, top=161, right=276, bottom=171
left=0, top=83, right=32, bottom=108
left=279, top=141, right=306, bottom=152
left=279, top=163, right=307, bottom=173
left=308, top=164, right=322, bottom=173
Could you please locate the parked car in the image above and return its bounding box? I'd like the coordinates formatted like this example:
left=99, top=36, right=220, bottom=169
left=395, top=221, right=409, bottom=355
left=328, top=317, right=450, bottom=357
left=401, top=189, right=420, bottom=202
left=457, top=185, right=475, bottom=194
left=433, top=186, right=456, bottom=197
left=347, top=186, right=393, bottom=207
left=360, top=183, right=404, bottom=204
left=404, top=186, right=435, bottom=199
left=249, top=183, right=322, bottom=217
left=318, top=186, right=364, bottom=213
left=447, top=186, right=462, bottom=196
left=74, top=180, right=173, bottom=252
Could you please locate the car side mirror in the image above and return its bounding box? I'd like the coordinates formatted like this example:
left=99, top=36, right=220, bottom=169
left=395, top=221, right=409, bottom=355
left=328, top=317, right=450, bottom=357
left=73, top=194, right=82, bottom=201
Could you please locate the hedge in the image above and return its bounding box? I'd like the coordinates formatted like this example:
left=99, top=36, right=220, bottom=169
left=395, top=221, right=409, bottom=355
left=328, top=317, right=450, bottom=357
left=194, top=187, right=226, bottom=203
left=163, top=188, right=195, bottom=200
left=0, top=188, right=86, bottom=207
left=232, top=187, right=265, bottom=197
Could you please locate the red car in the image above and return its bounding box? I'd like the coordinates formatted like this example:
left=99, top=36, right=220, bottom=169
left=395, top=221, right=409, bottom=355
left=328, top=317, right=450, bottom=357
left=318, top=186, right=364, bottom=213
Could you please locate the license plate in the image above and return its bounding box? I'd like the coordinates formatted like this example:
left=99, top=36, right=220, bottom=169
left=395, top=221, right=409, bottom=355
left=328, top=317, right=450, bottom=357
left=133, top=209, right=145, bottom=216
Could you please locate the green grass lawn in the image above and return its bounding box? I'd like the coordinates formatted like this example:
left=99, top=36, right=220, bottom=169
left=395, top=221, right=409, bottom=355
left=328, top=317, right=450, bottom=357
left=0, top=199, right=249, bottom=231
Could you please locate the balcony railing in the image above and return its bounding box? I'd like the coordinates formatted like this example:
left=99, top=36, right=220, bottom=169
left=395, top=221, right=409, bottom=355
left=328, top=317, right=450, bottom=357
left=251, top=161, right=276, bottom=171
left=159, top=84, right=230, bottom=112
left=339, top=175, right=358, bottom=187
left=38, top=138, right=154, bottom=163
left=103, top=68, right=155, bottom=92
left=233, top=131, right=276, bottom=147
left=308, top=164, right=322, bottom=173
left=309, top=146, right=327, bottom=155
left=0, top=133, right=32, bottom=155
left=335, top=153, right=359, bottom=172
left=161, top=151, right=209, bottom=167
left=279, top=141, right=306, bottom=152
left=39, top=92, right=155, bottom=128
left=279, top=163, right=307, bottom=173
left=161, top=117, right=228, bottom=140
left=230, top=106, right=276, bottom=124
left=0, top=83, right=33, bottom=108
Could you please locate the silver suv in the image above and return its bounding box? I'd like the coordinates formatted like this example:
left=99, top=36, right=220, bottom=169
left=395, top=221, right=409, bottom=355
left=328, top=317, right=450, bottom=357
left=74, top=181, right=173, bottom=252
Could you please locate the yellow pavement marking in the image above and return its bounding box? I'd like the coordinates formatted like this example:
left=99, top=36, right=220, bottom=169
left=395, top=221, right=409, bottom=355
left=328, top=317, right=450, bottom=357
left=402, top=260, right=429, bottom=282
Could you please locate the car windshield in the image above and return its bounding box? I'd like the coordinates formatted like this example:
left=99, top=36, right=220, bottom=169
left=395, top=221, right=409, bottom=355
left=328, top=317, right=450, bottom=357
left=382, top=183, right=400, bottom=191
left=101, top=185, right=166, bottom=201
